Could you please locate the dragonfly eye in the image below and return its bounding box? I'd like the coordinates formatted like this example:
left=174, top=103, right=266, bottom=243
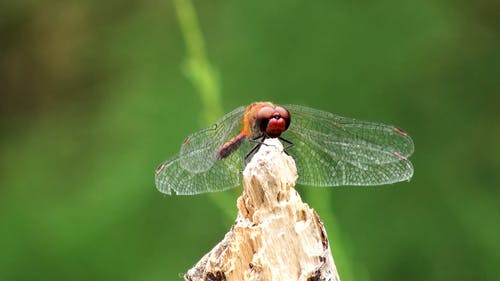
left=275, top=106, right=291, bottom=130
left=255, top=106, right=274, bottom=132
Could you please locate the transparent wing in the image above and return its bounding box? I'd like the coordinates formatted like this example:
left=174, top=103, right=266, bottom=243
left=179, top=106, right=246, bottom=173
left=155, top=141, right=249, bottom=195
left=283, top=104, right=414, bottom=186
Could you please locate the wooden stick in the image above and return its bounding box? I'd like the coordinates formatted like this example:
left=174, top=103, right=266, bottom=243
left=184, top=138, right=340, bottom=281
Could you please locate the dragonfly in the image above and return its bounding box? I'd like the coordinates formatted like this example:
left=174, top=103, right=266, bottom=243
left=155, top=102, right=414, bottom=195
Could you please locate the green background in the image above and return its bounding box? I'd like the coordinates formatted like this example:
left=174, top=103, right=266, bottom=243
left=1, top=0, right=499, bottom=280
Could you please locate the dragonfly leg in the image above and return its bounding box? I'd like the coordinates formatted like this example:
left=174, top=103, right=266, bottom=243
left=243, top=135, right=266, bottom=166
left=278, top=136, right=294, bottom=156
left=249, top=135, right=269, bottom=144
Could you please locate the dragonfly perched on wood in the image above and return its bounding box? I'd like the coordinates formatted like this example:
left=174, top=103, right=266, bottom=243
left=155, top=102, right=414, bottom=195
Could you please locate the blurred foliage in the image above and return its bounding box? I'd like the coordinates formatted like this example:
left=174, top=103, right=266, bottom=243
left=1, top=0, right=499, bottom=280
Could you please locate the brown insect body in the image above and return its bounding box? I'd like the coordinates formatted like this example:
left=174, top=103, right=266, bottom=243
left=216, top=102, right=291, bottom=160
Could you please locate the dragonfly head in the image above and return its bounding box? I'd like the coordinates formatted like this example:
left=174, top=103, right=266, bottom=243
left=256, top=105, right=291, bottom=138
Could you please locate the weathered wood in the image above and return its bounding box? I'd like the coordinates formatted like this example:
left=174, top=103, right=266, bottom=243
left=185, top=138, right=340, bottom=281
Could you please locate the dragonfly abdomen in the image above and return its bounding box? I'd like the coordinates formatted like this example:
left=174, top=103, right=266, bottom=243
left=217, top=132, right=247, bottom=160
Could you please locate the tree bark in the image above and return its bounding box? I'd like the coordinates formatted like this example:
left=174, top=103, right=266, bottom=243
left=184, top=138, right=340, bottom=281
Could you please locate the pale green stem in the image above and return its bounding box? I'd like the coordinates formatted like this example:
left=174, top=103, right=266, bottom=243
left=173, top=0, right=223, bottom=124
left=173, top=0, right=235, bottom=221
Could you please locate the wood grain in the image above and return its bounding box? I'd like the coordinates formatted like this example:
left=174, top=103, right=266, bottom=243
left=185, top=138, right=340, bottom=281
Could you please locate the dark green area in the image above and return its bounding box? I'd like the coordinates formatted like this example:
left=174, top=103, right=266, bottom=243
left=1, top=0, right=499, bottom=280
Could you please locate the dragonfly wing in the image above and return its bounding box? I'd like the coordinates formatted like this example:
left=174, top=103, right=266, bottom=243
left=179, top=106, right=246, bottom=173
left=284, top=104, right=414, bottom=186
left=155, top=148, right=244, bottom=195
